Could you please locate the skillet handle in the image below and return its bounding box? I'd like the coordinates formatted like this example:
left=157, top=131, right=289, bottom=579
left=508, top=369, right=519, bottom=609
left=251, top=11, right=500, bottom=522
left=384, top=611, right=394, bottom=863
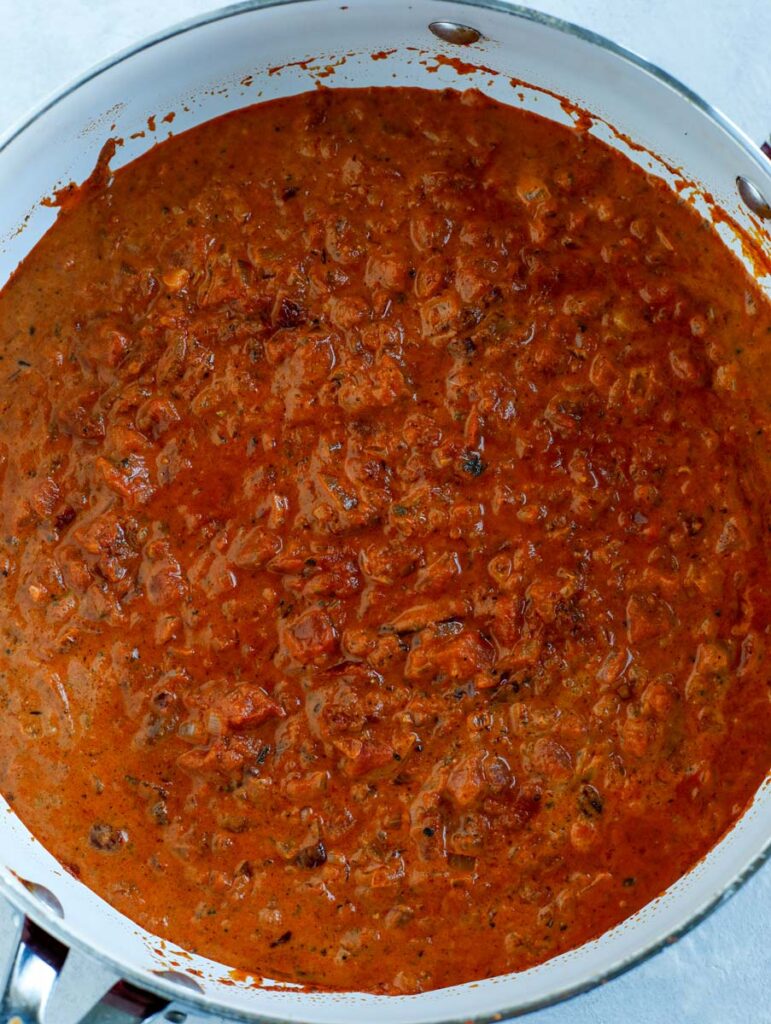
left=0, top=894, right=117, bottom=1024
left=0, top=891, right=226, bottom=1024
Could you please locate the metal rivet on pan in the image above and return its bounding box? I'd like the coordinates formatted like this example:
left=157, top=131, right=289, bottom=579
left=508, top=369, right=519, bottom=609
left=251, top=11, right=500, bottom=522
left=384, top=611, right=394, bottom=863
left=153, top=969, right=205, bottom=993
left=736, top=175, right=771, bottom=219
left=428, top=21, right=482, bottom=45
left=23, top=880, right=64, bottom=918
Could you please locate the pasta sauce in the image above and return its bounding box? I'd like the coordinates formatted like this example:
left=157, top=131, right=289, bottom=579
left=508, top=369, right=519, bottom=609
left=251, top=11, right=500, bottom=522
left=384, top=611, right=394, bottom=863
left=0, top=87, right=769, bottom=994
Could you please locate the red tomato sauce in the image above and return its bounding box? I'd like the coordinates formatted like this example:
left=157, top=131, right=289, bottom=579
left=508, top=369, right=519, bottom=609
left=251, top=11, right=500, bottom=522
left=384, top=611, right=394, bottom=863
left=0, top=87, right=769, bottom=994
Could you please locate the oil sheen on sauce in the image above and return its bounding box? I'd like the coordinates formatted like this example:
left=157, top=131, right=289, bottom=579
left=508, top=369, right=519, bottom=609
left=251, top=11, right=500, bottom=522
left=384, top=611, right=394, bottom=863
left=0, top=87, right=769, bottom=994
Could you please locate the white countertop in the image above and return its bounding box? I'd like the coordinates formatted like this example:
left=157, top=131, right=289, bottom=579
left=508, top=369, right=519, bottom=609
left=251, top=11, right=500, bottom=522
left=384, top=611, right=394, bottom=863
left=1, top=2, right=769, bottom=1022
